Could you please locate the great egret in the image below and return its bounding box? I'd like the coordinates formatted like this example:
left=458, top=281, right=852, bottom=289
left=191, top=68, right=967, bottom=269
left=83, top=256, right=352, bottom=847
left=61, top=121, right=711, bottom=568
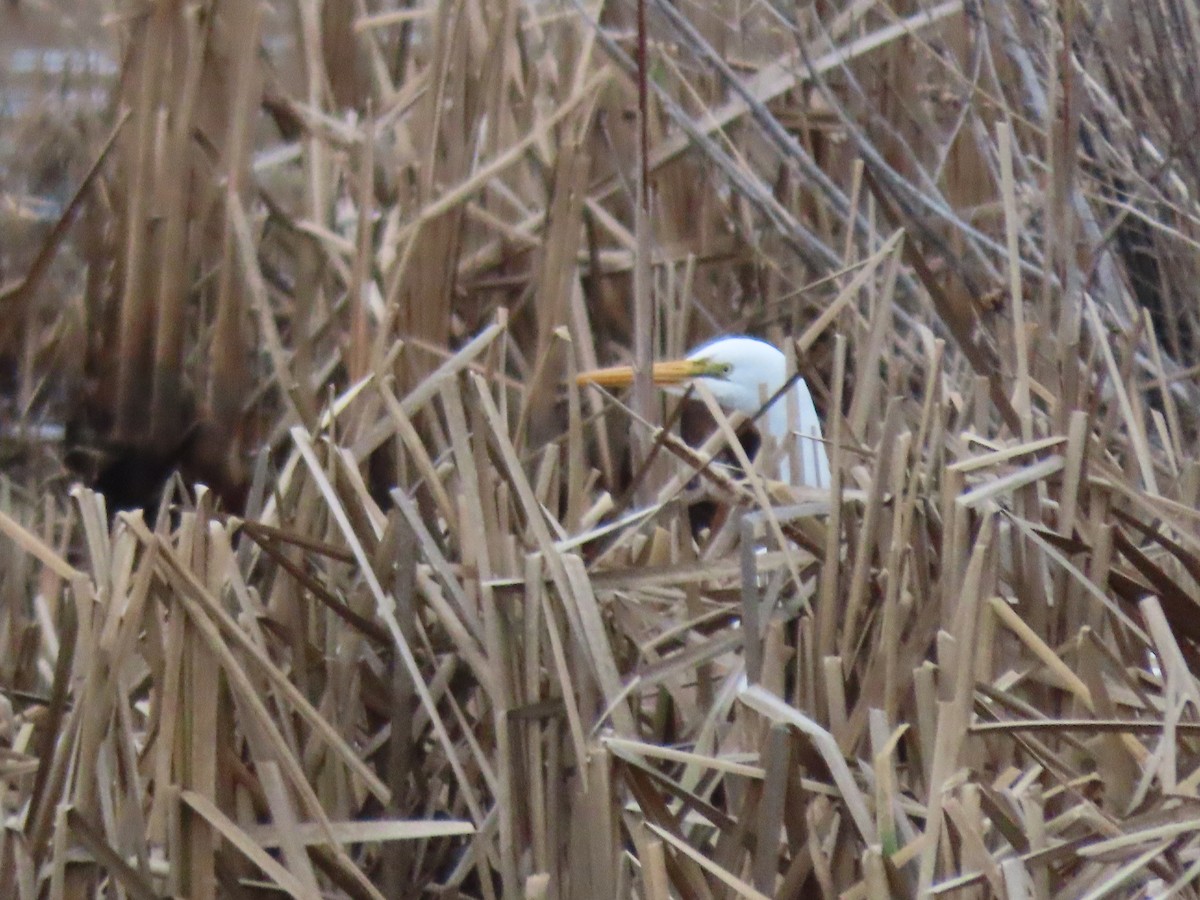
left=577, top=336, right=830, bottom=488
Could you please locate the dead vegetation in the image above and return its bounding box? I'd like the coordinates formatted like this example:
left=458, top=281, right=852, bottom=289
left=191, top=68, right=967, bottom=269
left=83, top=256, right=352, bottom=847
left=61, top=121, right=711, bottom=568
left=4, top=0, right=1200, bottom=897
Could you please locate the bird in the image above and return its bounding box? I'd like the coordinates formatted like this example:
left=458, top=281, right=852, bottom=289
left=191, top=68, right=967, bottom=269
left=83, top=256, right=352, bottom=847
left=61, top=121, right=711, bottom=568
left=576, top=336, right=830, bottom=488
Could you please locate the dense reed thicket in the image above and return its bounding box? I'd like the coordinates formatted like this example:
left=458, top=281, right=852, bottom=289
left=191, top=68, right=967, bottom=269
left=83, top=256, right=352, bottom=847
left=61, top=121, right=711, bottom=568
left=4, top=1, right=1200, bottom=897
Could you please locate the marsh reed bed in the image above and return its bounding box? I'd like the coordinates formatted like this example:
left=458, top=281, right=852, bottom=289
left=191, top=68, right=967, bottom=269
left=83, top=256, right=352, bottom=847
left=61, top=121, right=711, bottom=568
left=3, top=0, right=1200, bottom=896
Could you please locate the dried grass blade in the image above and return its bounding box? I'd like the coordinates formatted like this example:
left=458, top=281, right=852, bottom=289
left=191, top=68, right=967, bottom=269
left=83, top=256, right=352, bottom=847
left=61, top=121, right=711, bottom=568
left=643, top=821, right=771, bottom=900
left=149, top=527, right=394, bottom=804
left=352, top=320, right=504, bottom=459
left=243, top=818, right=476, bottom=847
left=0, top=508, right=82, bottom=581
left=178, top=791, right=311, bottom=899
left=739, top=685, right=876, bottom=845
left=290, top=427, right=483, bottom=821
left=602, top=736, right=765, bottom=779
left=258, top=760, right=325, bottom=898
left=65, top=809, right=158, bottom=900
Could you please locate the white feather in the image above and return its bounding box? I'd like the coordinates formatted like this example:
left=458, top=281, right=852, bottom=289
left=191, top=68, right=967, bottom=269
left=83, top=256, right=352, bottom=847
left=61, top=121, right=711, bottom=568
left=684, top=336, right=829, bottom=488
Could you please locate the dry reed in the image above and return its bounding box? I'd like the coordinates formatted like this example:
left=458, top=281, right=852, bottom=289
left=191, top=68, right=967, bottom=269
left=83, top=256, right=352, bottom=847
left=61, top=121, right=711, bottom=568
left=3, top=1, right=1200, bottom=897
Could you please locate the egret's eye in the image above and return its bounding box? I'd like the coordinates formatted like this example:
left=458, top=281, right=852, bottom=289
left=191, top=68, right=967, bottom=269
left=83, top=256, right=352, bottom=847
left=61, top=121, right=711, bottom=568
left=717, top=363, right=733, bottom=377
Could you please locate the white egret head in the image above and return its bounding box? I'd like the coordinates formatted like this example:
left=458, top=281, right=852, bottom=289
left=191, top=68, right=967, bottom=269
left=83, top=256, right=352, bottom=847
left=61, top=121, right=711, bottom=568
left=675, top=336, right=789, bottom=414
left=577, top=335, right=829, bottom=488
